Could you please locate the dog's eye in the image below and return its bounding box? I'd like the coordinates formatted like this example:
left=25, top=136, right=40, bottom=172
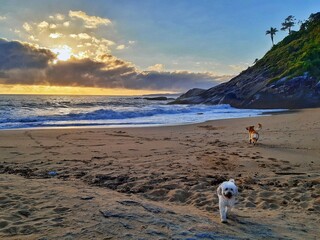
left=230, top=189, right=234, bottom=191
left=225, top=188, right=228, bottom=190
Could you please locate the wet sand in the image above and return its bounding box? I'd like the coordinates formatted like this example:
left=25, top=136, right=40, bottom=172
left=0, top=108, right=319, bottom=239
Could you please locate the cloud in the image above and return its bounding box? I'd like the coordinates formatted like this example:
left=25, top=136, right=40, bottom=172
left=38, top=21, right=49, bottom=29
left=55, top=14, right=65, bottom=21
left=148, top=63, right=164, bottom=72
left=0, top=38, right=55, bottom=85
left=49, top=24, right=57, bottom=29
left=49, top=33, right=63, bottom=39
left=100, top=38, right=115, bottom=46
left=69, top=10, right=111, bottom=28
left=0, top=38, right=230, bottom=91
left=28, top=35, right=39, bottom=42
left=0, top=16, right=6, bottom=21
left=133, top=71, right=228, bottom=91
left=13, top=11, right=117, bottom=61
left=63, top=21, right=70, bottom=27
left=0, top=38, right=55, bottom=70
left=68, top=33, right=115, bottom=58
left=116, top=44, right=126, bottom=50
left=228, top=63, right=250, bottom=72
left=70, top=33, right=91, bottom=40
left=49, top=14, right=65, bottom=21
left=46, top=56, right=137, bottom=88
left=23, top=22, right=32, bottom=32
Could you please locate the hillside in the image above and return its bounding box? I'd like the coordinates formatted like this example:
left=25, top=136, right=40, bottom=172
left=172, top=12, right=320, bottom=109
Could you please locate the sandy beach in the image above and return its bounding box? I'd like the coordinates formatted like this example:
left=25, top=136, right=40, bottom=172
left=0, top=108, right=319, bottom=239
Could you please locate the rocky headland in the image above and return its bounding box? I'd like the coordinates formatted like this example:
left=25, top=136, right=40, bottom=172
left=172, top=12, right=320, bottom=109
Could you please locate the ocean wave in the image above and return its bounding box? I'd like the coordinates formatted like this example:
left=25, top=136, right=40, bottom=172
left=22, top=104, right=231, bottom=122
left=0, top=95, right=279, bottom=130
left=0, top=104, right=238, bottom=125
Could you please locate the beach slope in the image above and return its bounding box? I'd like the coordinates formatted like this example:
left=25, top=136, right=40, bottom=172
left=0, top=109, right=319, bottom=239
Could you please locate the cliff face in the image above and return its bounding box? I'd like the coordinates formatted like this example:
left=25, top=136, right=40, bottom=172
left=172, top=13, right=320, bottom=109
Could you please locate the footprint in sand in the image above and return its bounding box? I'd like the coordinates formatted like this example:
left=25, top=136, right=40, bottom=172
left=53, top=207, right=71, bottom=214
left=3, top=226, right=19, bottom=235
left=0, top=220, right=9, bottom=228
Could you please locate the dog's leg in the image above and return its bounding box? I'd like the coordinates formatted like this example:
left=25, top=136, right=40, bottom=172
left=225, top=206, right=229, bottom=218
left=226, top=206, right=233, bottom=219
left=254, top=138, right=258, bottom=145
left=219, top=201, right=227, bottom=223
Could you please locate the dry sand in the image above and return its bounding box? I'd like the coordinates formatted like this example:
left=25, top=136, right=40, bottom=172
left=0, top=108, right=319, bottom=239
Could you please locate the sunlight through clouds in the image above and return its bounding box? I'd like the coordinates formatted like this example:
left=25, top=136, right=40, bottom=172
left=51, top=45, right=73, bottom=61
left=0, top=8, right=231, bottom=93
left=17, top=10, right=117, bottom=61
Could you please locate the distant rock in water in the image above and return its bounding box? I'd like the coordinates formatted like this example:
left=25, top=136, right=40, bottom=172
left=172, top=12, right=320, bottom=109
left=143, top=97, right=174, bottom=101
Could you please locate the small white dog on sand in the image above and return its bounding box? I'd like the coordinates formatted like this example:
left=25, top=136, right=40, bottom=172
left=217, top=179, right=238, bottom=223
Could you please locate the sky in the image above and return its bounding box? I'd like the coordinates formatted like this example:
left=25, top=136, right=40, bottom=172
left=0, top=0, right=319, bottom=95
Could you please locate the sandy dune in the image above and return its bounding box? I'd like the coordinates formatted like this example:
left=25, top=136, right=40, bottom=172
left=0, top=109, right=319, bottom=239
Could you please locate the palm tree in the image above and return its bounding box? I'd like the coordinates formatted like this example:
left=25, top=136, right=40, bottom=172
left=266, top=27, right=278, bottom=46
left=281, top=15, right=295, bottom=34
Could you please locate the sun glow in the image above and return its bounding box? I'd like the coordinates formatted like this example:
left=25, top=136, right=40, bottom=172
left=51, top=45, right=73, bottom=61
left=0, top=84, right=175, bottom=96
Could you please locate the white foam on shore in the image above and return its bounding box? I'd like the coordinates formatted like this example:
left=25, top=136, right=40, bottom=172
left=0, top=95, right=283, bottom=130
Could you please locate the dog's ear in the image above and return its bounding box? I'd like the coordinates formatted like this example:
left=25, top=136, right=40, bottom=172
left=229, top=179, right=235, bottom=183
left=217, top=186, right=222, bottom=196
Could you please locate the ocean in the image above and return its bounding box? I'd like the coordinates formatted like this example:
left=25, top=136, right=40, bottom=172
left=0, top=95, right=277, bottom=130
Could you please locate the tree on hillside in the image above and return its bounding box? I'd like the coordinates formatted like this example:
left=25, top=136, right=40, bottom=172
left=300, top=12, right=320, bottom=30
left=281, top=15, right=296, bottom=34
left=266, top=27, right=278, bottom=46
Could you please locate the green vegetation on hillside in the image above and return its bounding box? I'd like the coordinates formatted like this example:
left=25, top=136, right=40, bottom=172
left=257, top=12, right=320, bottom=83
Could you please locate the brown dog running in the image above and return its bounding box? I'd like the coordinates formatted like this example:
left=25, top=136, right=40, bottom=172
left=246, top=123, right=262, bottom=145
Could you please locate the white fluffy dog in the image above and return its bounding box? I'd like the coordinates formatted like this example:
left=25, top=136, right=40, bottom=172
left=217, top=179, right=238, bottom=223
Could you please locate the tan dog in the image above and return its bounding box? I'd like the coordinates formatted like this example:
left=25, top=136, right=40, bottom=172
left=246, top=123, right=262, bottom=144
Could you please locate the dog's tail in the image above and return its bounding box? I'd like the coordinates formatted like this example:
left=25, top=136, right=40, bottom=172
left=256, top=123, right=262, bottom=131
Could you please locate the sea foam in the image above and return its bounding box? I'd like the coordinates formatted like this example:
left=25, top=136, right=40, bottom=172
left=0, top=95, right=278, bottom=129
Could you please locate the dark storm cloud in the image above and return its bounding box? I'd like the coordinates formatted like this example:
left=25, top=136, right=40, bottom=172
left=0, top=38, right=230, bottom=91
left=46, top=56, right=138, bottom=88
left=0, top=38, right=55, bottom=70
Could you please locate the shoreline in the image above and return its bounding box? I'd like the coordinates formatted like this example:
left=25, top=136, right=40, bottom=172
left=0, top=108, right=285, bottom=132
left=1, top=108, right=319, bottom=239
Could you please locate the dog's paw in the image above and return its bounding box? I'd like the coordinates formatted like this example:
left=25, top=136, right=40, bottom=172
left=221, top=219, right=228, bottom=223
